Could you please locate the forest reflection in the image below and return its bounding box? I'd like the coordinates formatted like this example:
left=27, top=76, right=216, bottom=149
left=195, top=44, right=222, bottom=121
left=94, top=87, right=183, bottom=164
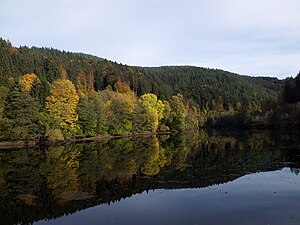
left=0, top=129, right=299, bottom=225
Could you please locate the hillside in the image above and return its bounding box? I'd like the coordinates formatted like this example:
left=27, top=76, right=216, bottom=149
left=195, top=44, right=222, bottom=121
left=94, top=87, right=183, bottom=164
left=142, top=66, right=283, bottom=109
left=0, top=38, right=284, bottom=110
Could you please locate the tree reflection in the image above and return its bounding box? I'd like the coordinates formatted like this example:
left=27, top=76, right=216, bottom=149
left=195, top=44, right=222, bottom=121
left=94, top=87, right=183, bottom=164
left=41, top=146, right=80, bottom=202
left=140, top=137, right=167, bottom=176
left=0, top=130, right=299, bottom=225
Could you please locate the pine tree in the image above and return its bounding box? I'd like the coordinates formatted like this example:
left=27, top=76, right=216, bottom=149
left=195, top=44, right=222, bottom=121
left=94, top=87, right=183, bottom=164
left=1, top=83, right=42, bottom=140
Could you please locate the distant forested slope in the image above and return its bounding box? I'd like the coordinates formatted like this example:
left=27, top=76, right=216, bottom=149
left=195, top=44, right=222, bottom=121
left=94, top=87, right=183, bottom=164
left=142, top=66, right=283, bottom=110
left=0, top=38, right=283, bottom=110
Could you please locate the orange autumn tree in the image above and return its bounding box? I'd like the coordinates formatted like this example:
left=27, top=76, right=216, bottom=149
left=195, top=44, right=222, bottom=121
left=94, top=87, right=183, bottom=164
left=46, top=79, right=79, bottom=138
left=114, top=80, right=132, bottom=95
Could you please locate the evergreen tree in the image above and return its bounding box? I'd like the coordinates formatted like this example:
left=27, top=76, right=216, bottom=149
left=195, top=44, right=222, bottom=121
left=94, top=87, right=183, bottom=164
left=0, top=86, right=8, bottom=119
left=1, top=83, right=42, bottom=140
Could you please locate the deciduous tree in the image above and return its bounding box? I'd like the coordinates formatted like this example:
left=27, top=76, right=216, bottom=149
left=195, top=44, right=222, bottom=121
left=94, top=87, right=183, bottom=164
left=45, top=79, right=79, bottom=138
left=133, top=93, right=164, bottom=133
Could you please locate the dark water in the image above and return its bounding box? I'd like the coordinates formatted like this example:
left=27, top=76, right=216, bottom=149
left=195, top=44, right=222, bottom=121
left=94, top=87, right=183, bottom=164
left=0, top=130, right=299, bottom=225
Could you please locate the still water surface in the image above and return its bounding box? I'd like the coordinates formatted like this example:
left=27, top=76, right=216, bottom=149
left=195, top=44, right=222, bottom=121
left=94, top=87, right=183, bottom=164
left=0, top=130, right=299, bottom=225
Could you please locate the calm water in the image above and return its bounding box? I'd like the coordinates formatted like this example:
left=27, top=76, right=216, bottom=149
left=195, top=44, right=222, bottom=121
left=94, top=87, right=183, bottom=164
left=0, top=130, right=299, bottom=225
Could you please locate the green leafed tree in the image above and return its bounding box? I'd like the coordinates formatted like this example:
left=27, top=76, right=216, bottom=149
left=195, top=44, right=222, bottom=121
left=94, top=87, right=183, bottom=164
left=133, top=93, right=165, bottom=133
left=169, top=93, right=186, bottom=132
left=100, top=89, right=137, bottom=135
left=133, top=102, right=157, bottom=133
left=77, top=94, right=108, bottom=136
left=185, top=103, right=199, bottom=130
left=159, top=100, right=172, bottom=131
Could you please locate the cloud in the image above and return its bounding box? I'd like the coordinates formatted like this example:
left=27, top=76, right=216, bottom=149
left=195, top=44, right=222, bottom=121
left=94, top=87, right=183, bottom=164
left=1, top=0, right=299, bottom=78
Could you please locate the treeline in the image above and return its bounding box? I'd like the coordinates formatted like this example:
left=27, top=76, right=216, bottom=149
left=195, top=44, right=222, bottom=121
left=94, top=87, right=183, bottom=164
left=275, top=72, right=300, bottom=126
left=0, top=75, right=200, bottom=141
left=207, top=71, right=300, bottom=128
left=0, top=38, right=171, bottom=102
left=0, top=38, right=283, bottom=111
left=0, top=38, right=298, bottom=139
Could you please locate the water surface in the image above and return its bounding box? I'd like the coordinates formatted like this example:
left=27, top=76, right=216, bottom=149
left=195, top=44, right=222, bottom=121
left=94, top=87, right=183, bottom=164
left=0, top=130, right=299, bottom=225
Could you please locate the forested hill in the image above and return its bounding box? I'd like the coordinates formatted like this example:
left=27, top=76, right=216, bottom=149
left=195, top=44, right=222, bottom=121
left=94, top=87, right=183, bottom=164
left=0, top=38, right=283, bottom=109
left=142, top=66, right=283, bottom=109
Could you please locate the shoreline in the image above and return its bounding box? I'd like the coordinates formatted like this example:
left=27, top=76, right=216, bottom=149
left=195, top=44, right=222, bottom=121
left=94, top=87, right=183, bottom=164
left=1, top=127, right=297, bottom=150
left=0, top=131, right=176, bottom=150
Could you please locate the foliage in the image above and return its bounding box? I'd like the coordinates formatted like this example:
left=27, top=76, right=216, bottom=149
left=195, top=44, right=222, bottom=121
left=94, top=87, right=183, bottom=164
left=185, top=104, right=199, bottom=130
left=45, top=79, right=79, bottom=138
left=1, top=83, right=42, bottom=140
left=143, top=66, right=283, bottom=110
left=169, top=94, right=186, bottom=131
left=0, top=86, right=8, bottom=119
left=159, top=100, right=172, bottom=131
left=133, top=93, right=165, bottom=133
left=283, top=72, right=300, bottom=104
left=0, top=38, right=283, bottom=111
left=77, top=94, right=108, bottom=136
left=76, top=71, right=95, bottom=96
left=100, top=89, right=137, bottom=135
left=114, top=80, right=133, bottom=94
left=20, top=73, right=40, bottom=92
left=0, top=38, right=297, bottom=140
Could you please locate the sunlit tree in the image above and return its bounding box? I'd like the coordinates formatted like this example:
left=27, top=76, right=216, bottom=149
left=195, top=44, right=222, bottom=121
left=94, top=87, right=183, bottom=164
left=100, top=89, right=137, bottom=135
left=45, top=79, right=79, bottom=138
left=133, top=93, right=164, bottom=133
left=20, top=73, right=40, bottom=92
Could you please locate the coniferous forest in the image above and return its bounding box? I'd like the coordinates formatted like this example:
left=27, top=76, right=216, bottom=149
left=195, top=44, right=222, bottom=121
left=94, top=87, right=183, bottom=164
left=0, top=38, right=299, bottom=141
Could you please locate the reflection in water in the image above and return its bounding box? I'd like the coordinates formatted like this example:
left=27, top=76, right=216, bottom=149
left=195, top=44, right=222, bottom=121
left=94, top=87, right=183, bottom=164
left=0, top=130, right=299, bottom=225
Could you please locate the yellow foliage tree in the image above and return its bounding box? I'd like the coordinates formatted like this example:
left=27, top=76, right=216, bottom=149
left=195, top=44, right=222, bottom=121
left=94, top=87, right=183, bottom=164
left=20, top=73, right=40, bottom=92
left=46, top=79, right=79, bottom=137
left=140, top=93, right=164, bottom=120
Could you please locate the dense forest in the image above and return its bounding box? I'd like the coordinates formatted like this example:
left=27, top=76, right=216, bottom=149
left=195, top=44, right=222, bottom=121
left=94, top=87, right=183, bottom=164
left=0, top=38, right=299, bottom=141
left=142, top=66, right=283, bottom=108
left=0, top=38, right=283, bottom=107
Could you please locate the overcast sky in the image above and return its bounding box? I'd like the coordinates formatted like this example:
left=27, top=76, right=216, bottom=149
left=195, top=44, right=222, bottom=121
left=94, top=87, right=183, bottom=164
left=1, top=0, right=299, bottom=78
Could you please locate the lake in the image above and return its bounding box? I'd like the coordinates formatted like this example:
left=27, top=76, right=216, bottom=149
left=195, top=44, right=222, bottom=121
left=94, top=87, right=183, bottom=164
left=0, top=129, right=299, bottom=225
